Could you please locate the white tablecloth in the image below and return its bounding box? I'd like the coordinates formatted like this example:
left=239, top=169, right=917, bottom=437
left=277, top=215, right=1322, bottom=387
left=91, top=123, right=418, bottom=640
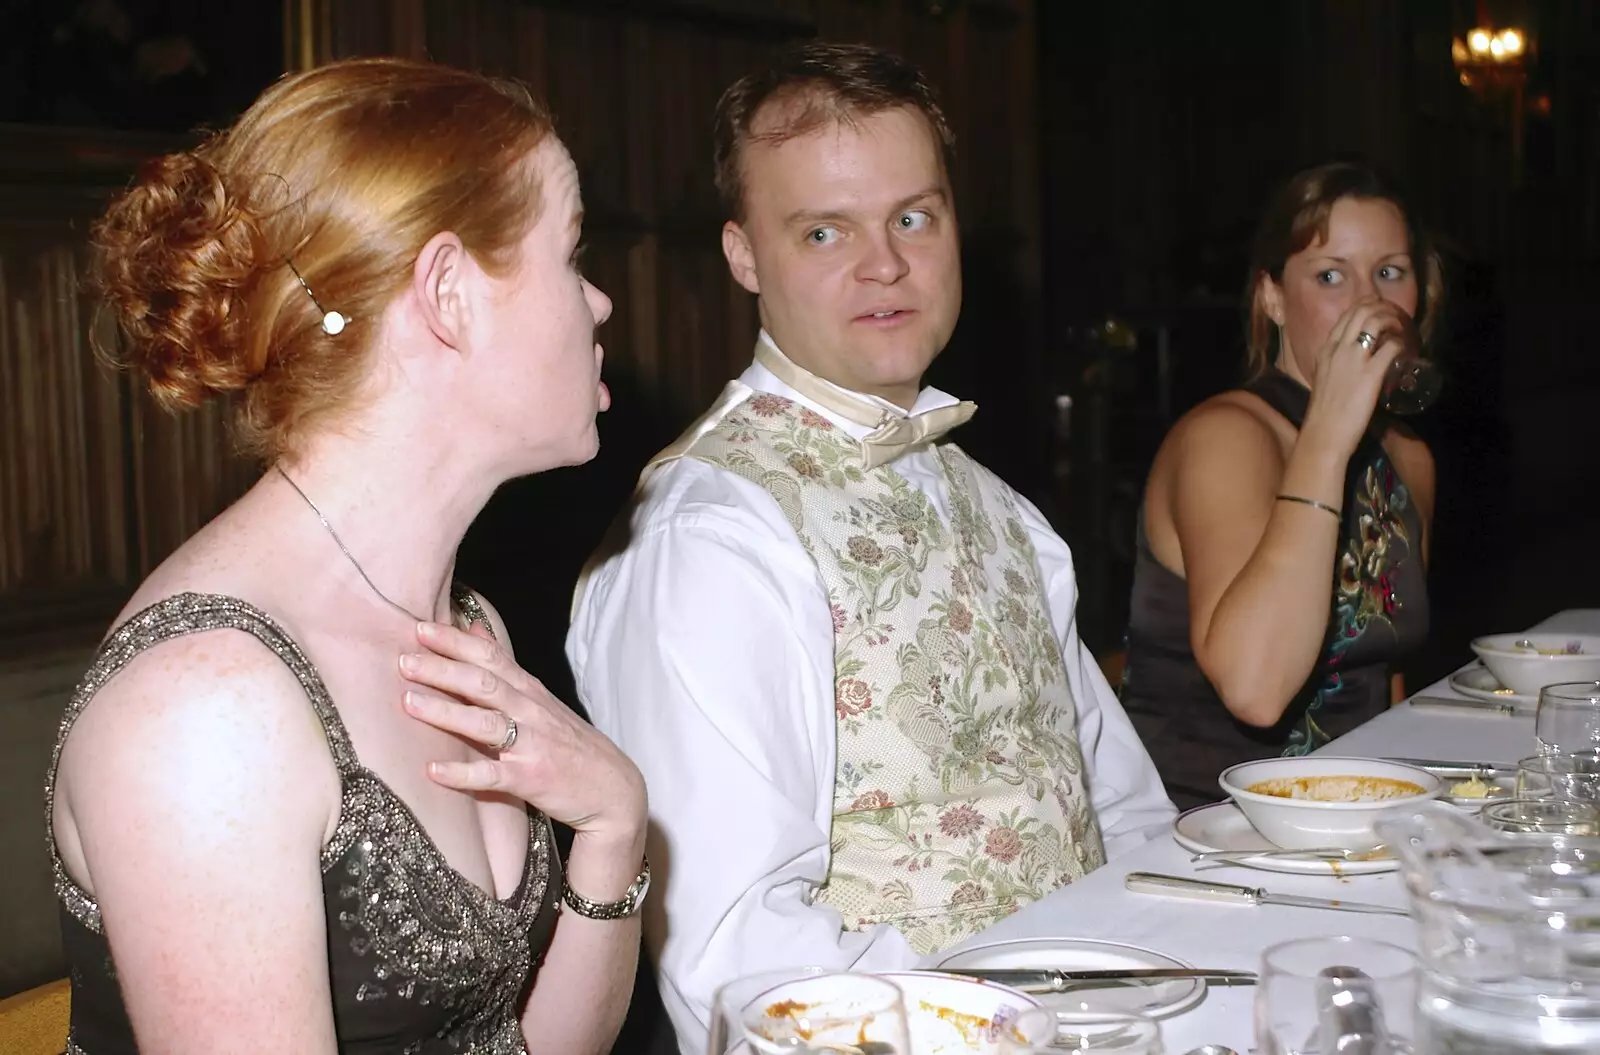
left=928, top=609, right=1600, bottom=1053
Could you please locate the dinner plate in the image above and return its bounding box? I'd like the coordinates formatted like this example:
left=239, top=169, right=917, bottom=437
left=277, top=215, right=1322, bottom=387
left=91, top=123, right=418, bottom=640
left=933, top=937, right=1206, bottom=1018
left=1449, top=663, right=1538, bottom=708
left=1172, top=801, right=1399, bottom=876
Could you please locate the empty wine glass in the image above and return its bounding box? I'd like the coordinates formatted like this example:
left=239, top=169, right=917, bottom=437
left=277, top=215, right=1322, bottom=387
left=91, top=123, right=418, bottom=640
left=1255, top=936, right=1417, bottom=1054
left=1516, top=750, right=1600, bottom=801
left=707, top=968, right=912, bottom=1054
left=1536, top=681, right=1600, bottom=755
left=1482, top=796, right=1600, bottom=836
left=999, top=1004, right=1163, bottom=1053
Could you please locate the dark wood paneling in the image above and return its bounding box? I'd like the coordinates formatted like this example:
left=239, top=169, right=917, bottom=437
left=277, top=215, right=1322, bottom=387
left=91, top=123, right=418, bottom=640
left=1, top=1, right=1041, bottom=655
left=0, top=124, right=261, bottom=651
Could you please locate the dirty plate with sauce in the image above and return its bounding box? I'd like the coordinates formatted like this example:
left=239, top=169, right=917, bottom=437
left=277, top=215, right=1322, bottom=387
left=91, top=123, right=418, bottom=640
left=1173, top=801, right=1399, bottom=875
left=876, top=972, right=1043, bottom=1055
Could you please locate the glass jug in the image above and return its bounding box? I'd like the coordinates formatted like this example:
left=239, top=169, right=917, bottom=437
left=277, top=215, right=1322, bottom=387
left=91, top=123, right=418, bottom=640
left=1375, top=802, right=1600, bottom=1053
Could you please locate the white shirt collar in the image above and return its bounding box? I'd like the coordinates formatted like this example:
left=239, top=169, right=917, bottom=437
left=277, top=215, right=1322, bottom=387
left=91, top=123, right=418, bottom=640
left=737, top=330, right=961, bottom=441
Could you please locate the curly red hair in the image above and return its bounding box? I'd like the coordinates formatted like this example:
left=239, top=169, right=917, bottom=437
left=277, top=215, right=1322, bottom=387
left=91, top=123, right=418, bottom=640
left=93, top=57, right=556, bottom=460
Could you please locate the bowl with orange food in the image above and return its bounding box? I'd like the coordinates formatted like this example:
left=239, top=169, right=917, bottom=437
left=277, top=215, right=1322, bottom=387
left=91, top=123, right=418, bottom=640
left=1219, top=756, right=1442, bottom=850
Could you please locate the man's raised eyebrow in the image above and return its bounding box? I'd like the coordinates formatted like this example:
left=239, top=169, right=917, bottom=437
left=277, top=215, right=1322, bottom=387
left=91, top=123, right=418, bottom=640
left=893, top=186, right=948, bottom=212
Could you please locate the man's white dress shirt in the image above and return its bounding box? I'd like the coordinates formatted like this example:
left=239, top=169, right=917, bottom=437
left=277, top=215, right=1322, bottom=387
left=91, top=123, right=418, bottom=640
left=567, top=335, right=1175, bottom=1054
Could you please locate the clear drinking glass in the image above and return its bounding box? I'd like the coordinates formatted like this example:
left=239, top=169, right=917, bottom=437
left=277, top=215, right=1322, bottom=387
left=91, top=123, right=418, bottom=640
left=706, top=968, right=913, bottom=1054
left=1255, top=936, right=1417, bottom=1054
left=1516, top=750, right=1600, bottom=801
left=1375, top=317, right=1440, bottom=416
left=1481, top=796, right=1600, bottom=835
left=1381, top=355, right=1441, bottom=416
left=1536, top=681, right=1600, bottom=755
left=999, top=1005, right=1163, bottom=1054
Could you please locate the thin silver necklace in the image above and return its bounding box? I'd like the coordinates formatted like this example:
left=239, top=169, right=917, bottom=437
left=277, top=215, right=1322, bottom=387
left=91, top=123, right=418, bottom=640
left=276, top=465, right=427, bottom=623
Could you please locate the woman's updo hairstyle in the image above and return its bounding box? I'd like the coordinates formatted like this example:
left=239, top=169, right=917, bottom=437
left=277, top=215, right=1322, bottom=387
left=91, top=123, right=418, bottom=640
left=93, top=57, right=556, bottom=460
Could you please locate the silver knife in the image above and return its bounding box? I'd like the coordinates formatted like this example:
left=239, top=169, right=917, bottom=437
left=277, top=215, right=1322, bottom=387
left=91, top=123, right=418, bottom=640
left=1406, top=694, right=1518, bottom=717
left=1381, top=755, right=1518, bottom=779
left=1124, top=871, right=1410, bottom=916
left=940, top=966, right=1256, bottom=993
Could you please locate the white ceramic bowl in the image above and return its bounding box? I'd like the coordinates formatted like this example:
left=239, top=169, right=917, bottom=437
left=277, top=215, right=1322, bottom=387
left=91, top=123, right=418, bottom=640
left=1470, top=634, right=1600, bottom=696
left=1219, top=755, right=1442, bottom=850
left=879, top=971, right=1042, bottom=1055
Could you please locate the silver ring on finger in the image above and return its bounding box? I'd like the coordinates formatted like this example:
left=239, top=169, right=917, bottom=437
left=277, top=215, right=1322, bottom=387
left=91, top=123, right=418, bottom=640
left=492, top=713, right=518, bottom=752
left=1355, top=330, right=1377, bottom=352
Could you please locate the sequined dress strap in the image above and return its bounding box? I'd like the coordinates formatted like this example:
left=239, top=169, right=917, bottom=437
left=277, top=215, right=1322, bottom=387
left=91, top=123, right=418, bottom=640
left=43, top=592, right=367, bottom=936
left=46, top=588, right=502, bottom=928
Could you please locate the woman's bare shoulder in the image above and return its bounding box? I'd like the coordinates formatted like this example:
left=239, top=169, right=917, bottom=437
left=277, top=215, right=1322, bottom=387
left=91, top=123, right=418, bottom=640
left=1157, top=389, right=1290, bottom=477
left=55, top=625, right=342, bottom=885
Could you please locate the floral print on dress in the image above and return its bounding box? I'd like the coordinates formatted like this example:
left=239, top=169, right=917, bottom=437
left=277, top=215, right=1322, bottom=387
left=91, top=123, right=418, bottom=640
left=1283, top=455, right=1413, bottom=755
left=685, top=394, right=1105, bottom=955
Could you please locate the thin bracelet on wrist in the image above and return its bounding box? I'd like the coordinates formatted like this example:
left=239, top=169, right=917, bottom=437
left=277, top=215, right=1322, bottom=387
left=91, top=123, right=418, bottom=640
left=1275, top=493, right=1342, bottom=520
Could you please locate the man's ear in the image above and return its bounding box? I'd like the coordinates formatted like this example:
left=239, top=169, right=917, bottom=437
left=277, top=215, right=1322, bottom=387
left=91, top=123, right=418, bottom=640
left=412, top=231, right=470, bottom=350
left=721, top=221, right=760, bottom=295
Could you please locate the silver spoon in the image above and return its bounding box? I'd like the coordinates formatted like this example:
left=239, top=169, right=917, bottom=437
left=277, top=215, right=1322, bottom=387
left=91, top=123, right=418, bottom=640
left=1184, top=1047, right=1240, bottom=1055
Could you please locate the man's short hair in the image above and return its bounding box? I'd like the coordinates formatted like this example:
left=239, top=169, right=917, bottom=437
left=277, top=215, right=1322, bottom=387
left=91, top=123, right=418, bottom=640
left=712, top=41, right=956, bottom=223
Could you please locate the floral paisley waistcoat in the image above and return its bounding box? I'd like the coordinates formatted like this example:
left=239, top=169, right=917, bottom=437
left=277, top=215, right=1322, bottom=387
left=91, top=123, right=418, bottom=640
left=674, top=390, right=1106, bottom=954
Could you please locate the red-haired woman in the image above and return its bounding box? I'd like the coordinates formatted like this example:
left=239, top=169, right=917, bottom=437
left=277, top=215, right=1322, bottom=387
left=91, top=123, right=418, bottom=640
left=47, top=58, right=645, bottom=1054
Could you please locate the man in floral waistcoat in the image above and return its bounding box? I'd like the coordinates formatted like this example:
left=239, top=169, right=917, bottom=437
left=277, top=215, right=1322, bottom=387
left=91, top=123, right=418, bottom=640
left=566, top=40, right=1175, bottom=1055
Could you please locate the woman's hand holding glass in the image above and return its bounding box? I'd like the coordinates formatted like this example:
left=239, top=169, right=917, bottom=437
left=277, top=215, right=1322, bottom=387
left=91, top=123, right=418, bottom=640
left=1299, top=297, right=1413, bottom=459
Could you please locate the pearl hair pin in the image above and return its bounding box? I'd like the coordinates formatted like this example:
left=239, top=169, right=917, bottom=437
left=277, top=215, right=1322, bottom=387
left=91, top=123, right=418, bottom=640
left=285, top=259, right=348, bottom=335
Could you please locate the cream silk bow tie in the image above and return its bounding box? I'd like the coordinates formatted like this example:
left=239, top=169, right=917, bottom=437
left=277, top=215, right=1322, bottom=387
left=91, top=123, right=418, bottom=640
left=753, top=342, right=977, bottom=470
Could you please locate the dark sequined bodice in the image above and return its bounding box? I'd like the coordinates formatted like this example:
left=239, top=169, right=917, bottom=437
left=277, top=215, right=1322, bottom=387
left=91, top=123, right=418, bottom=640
left=45, top=591, right=562, bottom=1054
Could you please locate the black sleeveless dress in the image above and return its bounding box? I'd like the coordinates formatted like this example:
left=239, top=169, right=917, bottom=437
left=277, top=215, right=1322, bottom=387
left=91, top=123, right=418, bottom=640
left=45, top=589, right=563, bottom=1054
left=1120, top=371, right=1430, bottom=812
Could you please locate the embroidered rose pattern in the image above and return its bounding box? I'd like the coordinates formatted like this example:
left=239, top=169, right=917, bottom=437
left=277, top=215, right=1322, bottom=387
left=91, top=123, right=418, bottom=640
left=798, top=408, right=833, bottom=430
left=984, top=826, right=1023, bottom=863
left=749, top=393, right=791, bottom=417
left=836, top=678, right=873, bottom=719
left=787, top=452, right=823, bottom=479
left=850, top=790, right=894, bottom=811
left=938, top=804, right=986, bottom=838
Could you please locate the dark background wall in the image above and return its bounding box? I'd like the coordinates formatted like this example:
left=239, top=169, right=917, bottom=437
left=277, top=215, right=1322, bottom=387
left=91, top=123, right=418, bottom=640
left=3, top=0, right=1595, bottom=702
left=3, top=1, right=1597, bottom=1040
left=1036, top=0, right=1600, bottom=691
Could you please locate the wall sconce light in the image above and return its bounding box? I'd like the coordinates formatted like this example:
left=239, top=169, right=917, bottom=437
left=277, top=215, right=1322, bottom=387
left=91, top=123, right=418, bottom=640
left=1451, top=15, right=1532, bottom=184
left=1451, top=25, right=1528, bottom=91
